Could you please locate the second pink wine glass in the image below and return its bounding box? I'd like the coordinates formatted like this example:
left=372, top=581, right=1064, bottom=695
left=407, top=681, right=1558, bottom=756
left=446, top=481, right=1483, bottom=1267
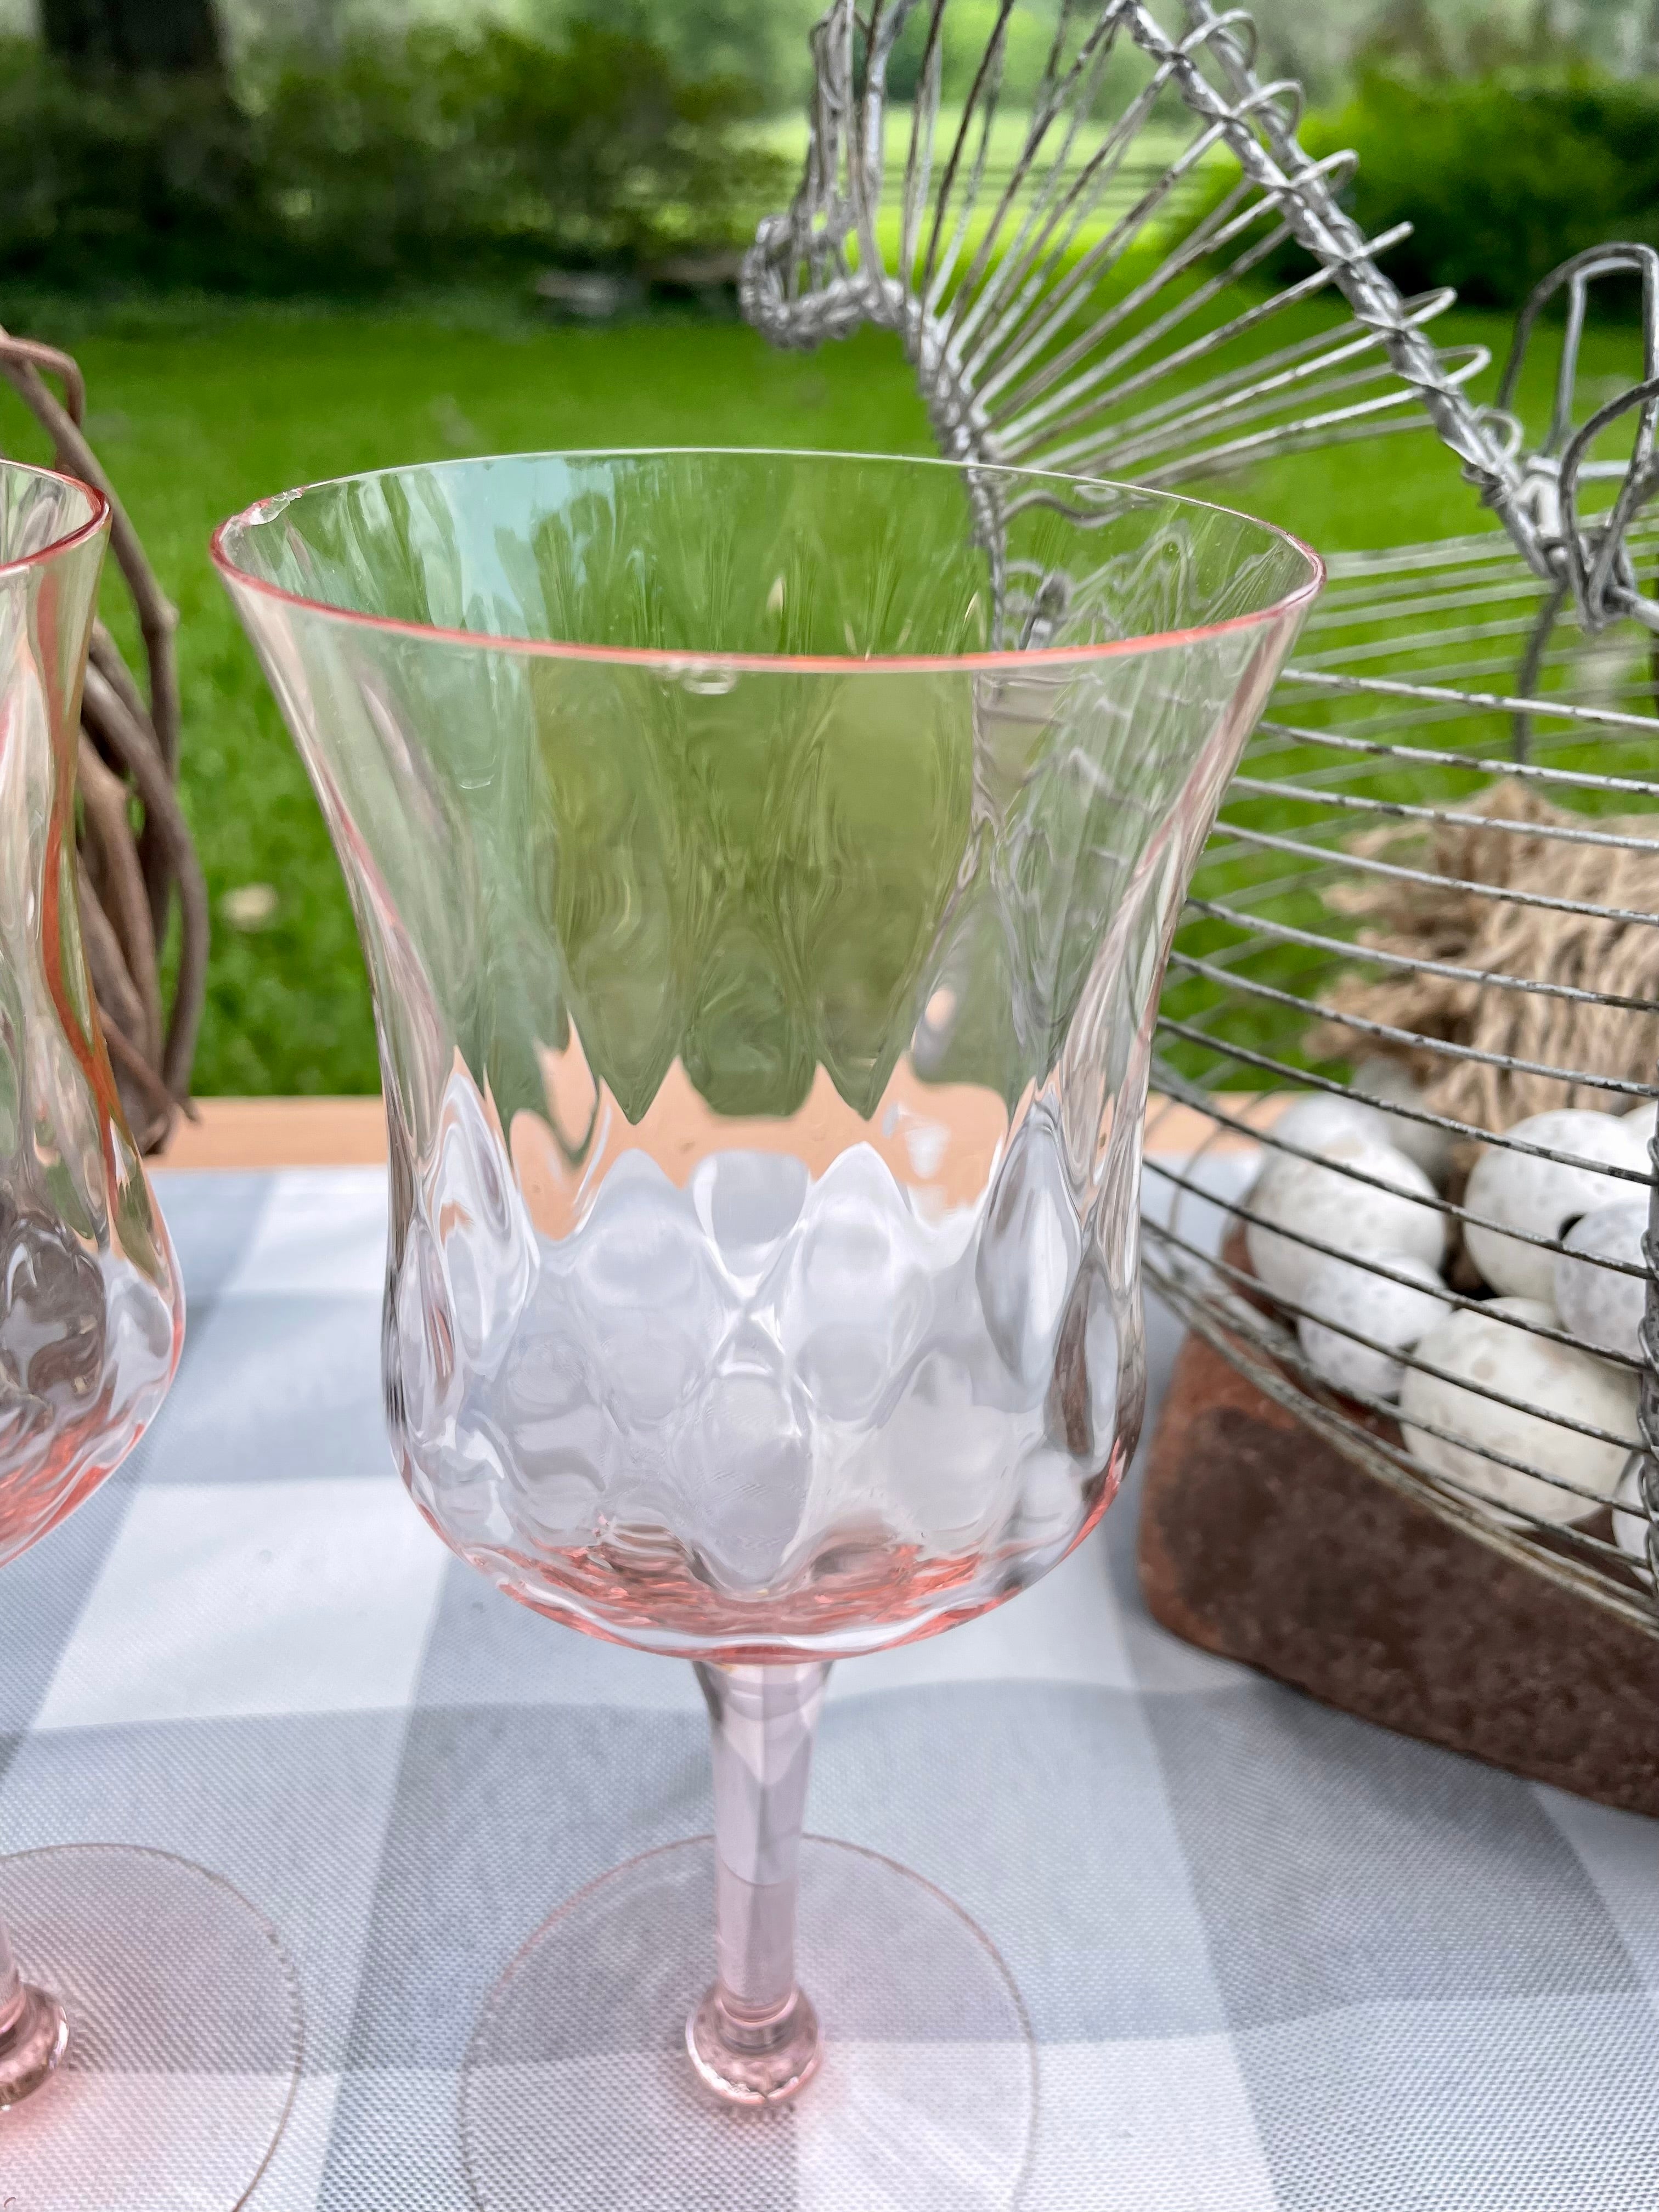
left=217, top=450, right=1319, bottom=2206
left=0, top=458, right=300, bottom=2210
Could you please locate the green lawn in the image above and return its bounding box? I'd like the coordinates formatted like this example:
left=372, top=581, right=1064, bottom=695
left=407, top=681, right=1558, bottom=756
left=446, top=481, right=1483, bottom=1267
left=0, top=294, right=1643, bottom=1097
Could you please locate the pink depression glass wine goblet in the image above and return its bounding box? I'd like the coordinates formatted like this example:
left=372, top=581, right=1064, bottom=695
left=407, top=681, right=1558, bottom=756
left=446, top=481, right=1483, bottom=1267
left=0, top=459, right=301, bottom=2212
left=216, top=450, right=1319, bottom=2208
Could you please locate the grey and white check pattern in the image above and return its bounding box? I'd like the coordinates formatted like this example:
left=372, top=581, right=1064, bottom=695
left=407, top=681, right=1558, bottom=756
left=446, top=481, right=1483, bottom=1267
left=3, top=1163, right=1658, bottom=2210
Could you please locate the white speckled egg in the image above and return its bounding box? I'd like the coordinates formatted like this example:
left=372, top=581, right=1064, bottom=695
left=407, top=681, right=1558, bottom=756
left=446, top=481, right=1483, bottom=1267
left=1351, top=1056, right=1455, bottom=1186
left=1612, top=1452, right=1651, bottom=1566
left=1554, top=1203, right=1649, bottom=1362
left=1268, top=1092, right=1388, bottom=1156
left=1297, top=1250, right=1449, bottom=1401
left=1245, top=1131, right=1446, bottom=1305
left=1398, top=1295, right=1638, bottom=1525
left=1463, top=1109, right=1649, bottom=1300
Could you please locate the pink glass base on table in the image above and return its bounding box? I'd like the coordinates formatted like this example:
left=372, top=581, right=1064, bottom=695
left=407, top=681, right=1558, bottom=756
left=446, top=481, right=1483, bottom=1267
left=0, top=1968, right=67, bottom=2106
left=686, top=1978, right=822, bottom=2108
left=463, top=1834, right=1035, bottom=2212
left=0, top=1845, right=303, bottom=2211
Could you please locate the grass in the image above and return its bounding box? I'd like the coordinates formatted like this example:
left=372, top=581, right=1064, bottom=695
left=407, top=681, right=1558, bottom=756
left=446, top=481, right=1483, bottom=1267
left=8, top=301, right=934, bottom=1096
left=0, top=290, right=1645, bottom=1097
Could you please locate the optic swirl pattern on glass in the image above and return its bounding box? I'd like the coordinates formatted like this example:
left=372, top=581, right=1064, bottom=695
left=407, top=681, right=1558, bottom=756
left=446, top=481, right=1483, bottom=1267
left=0, top=463, right=181, bottom=1570
left=217, top=450, right=1317, bottom=1659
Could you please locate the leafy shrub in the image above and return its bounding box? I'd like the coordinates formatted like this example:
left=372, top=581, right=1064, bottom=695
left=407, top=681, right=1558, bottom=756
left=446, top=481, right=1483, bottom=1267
left=38, top=0, right=222, bottom=77
left=879, top=0, right=1154, bottom=115
left=0, top=49, right=263, bottom=289
left=1308, top=71, right=1659, bottom=311
left=0, top=17, right=786, bottom=294
left=883, top=0, right=1061, bottom=105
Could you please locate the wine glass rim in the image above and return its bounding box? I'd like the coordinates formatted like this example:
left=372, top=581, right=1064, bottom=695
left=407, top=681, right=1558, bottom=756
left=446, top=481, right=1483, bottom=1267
left=0, top=459, right=110, bottom=577
left=211, top=447, right=1324, bottom=672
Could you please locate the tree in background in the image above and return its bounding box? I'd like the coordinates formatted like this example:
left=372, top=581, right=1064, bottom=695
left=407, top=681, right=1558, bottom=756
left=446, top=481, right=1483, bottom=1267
left=1364, top=0, right=1451, bottom=70
left=170, top=0, right=1659, bottom=114
left=0, top=8, right=787, bottom=292
left=38, top=0, right=224, bottom=74
left=527, top=0, right=823, bottom=111
left=1294, top=65, right=1659, bottom=308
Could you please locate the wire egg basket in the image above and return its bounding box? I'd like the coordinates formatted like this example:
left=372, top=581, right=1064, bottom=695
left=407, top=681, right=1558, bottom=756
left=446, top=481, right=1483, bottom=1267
left=1142, top=248, right=1659, bottom=1637
left=1144, top=459, right=1659, bottom=1635
left=748, top=0, right=1659, bottom=1631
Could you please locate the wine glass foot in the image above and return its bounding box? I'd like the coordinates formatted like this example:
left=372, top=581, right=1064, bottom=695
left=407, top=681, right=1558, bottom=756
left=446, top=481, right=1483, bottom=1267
left=0, top=1979, right=69, bottom=2106
left=685, top=1982, right=822, bottom=2107
left=463, top=1833, right=1035, bottom=2212
left=0, top=1843, right=303, bottom=2211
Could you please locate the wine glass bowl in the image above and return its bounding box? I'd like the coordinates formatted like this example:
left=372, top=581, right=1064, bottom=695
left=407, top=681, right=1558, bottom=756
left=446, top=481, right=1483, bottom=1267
left=217, top=449, right=1318, bottom=2201
left=0, top=466, right=181, bottom=1579
left=216, top=451, right=1317, bottom=1663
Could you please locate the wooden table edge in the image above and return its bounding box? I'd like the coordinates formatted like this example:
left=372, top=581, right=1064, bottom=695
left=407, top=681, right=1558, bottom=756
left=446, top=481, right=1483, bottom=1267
left=156, top=1094, right=1283, bottom=1172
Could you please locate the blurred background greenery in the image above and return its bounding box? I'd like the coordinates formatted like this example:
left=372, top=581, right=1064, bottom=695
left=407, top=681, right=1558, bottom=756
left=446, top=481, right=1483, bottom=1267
left=0, top=0, right=1654, bottom=302
left=0, top=0, right=1651, bottom=1093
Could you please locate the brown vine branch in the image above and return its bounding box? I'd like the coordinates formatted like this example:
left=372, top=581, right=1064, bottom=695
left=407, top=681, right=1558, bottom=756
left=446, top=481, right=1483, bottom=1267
left=80, top=663, right=208, bottom=1101
left=0, top=334, right=181, bottom=769
left=0, top=326, right=207, bottom=1148
left=102, top=1010, right=185, bottom=1149
left=76, top=734, right=162, bottom=1063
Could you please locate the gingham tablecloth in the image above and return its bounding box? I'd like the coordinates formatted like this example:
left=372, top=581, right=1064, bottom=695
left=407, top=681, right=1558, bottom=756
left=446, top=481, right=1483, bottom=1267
left=3, top=1162, right=1658, bottom=2211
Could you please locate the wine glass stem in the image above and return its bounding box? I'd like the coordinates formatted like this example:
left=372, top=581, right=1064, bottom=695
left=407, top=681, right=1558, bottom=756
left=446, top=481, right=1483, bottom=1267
left=0, top=1917, right=24, bottom=2036
left=687, top=1658, right=829, bottom=2102
left=0, top=1910, right=67, bottom=2106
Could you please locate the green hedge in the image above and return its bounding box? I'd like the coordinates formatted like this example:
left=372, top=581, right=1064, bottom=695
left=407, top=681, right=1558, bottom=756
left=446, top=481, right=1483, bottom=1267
left=0, top=18, right=786, bottom=293
left=1309, top=72, right=1659, bottom=311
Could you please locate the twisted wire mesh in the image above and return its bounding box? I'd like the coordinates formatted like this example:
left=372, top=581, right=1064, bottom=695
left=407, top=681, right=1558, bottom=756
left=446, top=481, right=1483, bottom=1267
left=747, top=0, right=1659, bottom=1623
left=743, top=0, right=1657, bottom=636
left=744, top=0, right=1494, bottom=482
left=1145, top=498, right=1659, bottom=1622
